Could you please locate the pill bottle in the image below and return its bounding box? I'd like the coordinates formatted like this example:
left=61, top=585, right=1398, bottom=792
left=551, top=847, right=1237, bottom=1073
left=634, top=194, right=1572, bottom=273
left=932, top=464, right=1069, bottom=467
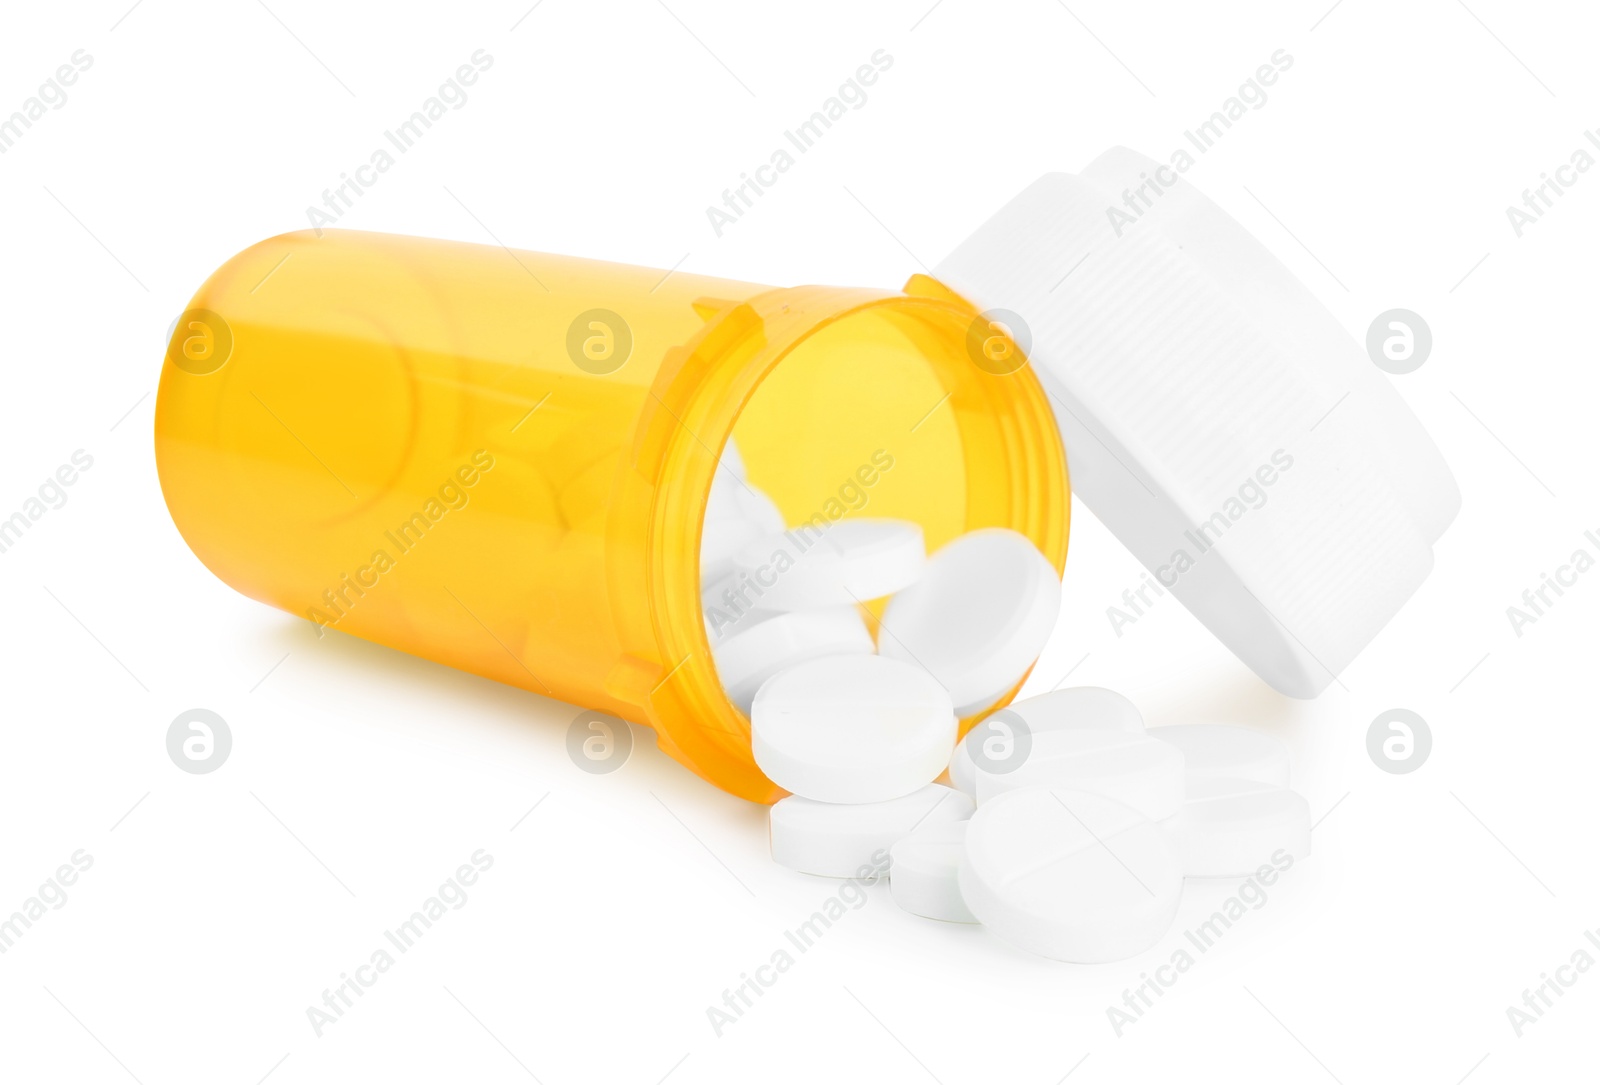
left=155, top=229, right=1069, bottom=803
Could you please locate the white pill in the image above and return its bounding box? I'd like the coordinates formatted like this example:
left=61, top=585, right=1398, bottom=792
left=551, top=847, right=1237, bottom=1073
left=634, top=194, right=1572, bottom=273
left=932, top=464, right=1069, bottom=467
left=960, top=787, right=1182, bottom=963
left=733, top=519, right=925, bottom=611
left=771, top=784, right=973, bottom=878
left=948, top=743, right=979, bottom=797
left=890, top=820, right=977, bottom=923
left=1162, top=777, right=1311, bottom=878
left=1146, top=725, right=1291, bottom=787
left=713, top=609, right=875, bottom=714
left=972, top=728, right=1185, bottom=820
left=701, top=569, right=780, bottom=643
left=752, top=654, right=956, bottom=804
left=707, top=470, right=785, bottom=531
left=701, top=475, right=786, bottom=584
left=734, top=485, right=785, bottom=534
left=1008, top=686, right=1146, bottom=733
left=720, top=437, right=747, bottom=481
left=949, top=687, right=1145, bottom=796
left=880, top=528, right=1061, bottom=715
left=700, top=516, right=764, bottom=585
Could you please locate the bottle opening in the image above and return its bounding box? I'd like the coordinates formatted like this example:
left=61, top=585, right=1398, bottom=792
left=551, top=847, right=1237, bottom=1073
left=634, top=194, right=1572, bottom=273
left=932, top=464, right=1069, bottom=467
left=639, top=284, right=1068, bottom=802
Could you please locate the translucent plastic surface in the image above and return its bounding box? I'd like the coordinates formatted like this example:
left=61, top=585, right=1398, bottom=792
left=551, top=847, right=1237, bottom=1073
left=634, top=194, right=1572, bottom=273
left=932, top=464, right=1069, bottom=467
left=155, top=230, right=1068, bottom=801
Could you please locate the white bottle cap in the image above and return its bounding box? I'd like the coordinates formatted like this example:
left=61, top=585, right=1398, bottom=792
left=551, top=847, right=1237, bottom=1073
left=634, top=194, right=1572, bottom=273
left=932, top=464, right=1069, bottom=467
left=934, top=149, right=1459, bottom=697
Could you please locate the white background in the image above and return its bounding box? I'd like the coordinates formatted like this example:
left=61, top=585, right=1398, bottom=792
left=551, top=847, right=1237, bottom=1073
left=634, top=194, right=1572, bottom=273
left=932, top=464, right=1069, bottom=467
left=2, top=1, right=1597, bottom=1082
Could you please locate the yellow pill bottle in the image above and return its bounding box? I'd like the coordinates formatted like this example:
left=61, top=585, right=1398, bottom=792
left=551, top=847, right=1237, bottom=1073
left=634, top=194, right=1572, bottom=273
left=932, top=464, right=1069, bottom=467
left=155, top=230, right=1067, bottom=803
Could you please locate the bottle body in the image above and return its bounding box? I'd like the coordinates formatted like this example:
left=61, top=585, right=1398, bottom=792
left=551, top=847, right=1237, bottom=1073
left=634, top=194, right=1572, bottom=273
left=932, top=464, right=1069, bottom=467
left=156, top=229, right=1067, bottom=802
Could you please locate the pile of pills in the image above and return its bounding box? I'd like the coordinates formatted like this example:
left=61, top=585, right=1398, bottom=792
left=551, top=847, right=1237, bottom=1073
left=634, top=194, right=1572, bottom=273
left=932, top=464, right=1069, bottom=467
left=704, top=444, right=1311, bottom=963
left=703, top=443, right=1058, bottom=721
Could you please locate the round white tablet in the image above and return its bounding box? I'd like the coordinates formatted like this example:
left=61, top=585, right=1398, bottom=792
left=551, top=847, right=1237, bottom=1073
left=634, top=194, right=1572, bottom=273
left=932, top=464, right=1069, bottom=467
left=712, top=608, right=875, bottom=713
left=890, top=820, right=977, bottom=923
left=706, top=470, right=784, bottom=532
left=1164, top=777, right=1311, bottom=878
left=733, top=485, right=785, bottom=534
left=947, top=740, right=980, bottom=797
left=751, top=654, right=957, bottom=804
left=971, top=728, right=1186, bottom=821
left=719, top=437, right=747, bottom=481
left=701, top=475, right=785, bottom=584
left=699, top=515, right=765, bottom=586
left=770, top=784, right=972, bottom=878
left=1008, top=686, right=1145, bottom=733
left=733, top=518, right=925, bottom=611
left=949, top=687, right=1145, bottom=796
left=879, top=528, right=1061, bottom=715
left=701, top=569, right=779, bottom=643
left=960, top=787, right=1182, bottom=963
left=1146, top=725, right=1291, bottom=787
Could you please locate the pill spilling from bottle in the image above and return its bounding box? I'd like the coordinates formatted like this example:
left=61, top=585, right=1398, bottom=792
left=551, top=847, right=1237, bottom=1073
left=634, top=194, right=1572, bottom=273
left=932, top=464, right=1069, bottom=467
left=704, top=440, right=1311, bottom=964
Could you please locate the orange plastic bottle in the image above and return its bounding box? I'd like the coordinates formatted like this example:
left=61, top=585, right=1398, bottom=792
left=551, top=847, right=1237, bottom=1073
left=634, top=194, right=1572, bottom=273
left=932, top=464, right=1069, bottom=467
left=155, top=229, right=1067, bottom=802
